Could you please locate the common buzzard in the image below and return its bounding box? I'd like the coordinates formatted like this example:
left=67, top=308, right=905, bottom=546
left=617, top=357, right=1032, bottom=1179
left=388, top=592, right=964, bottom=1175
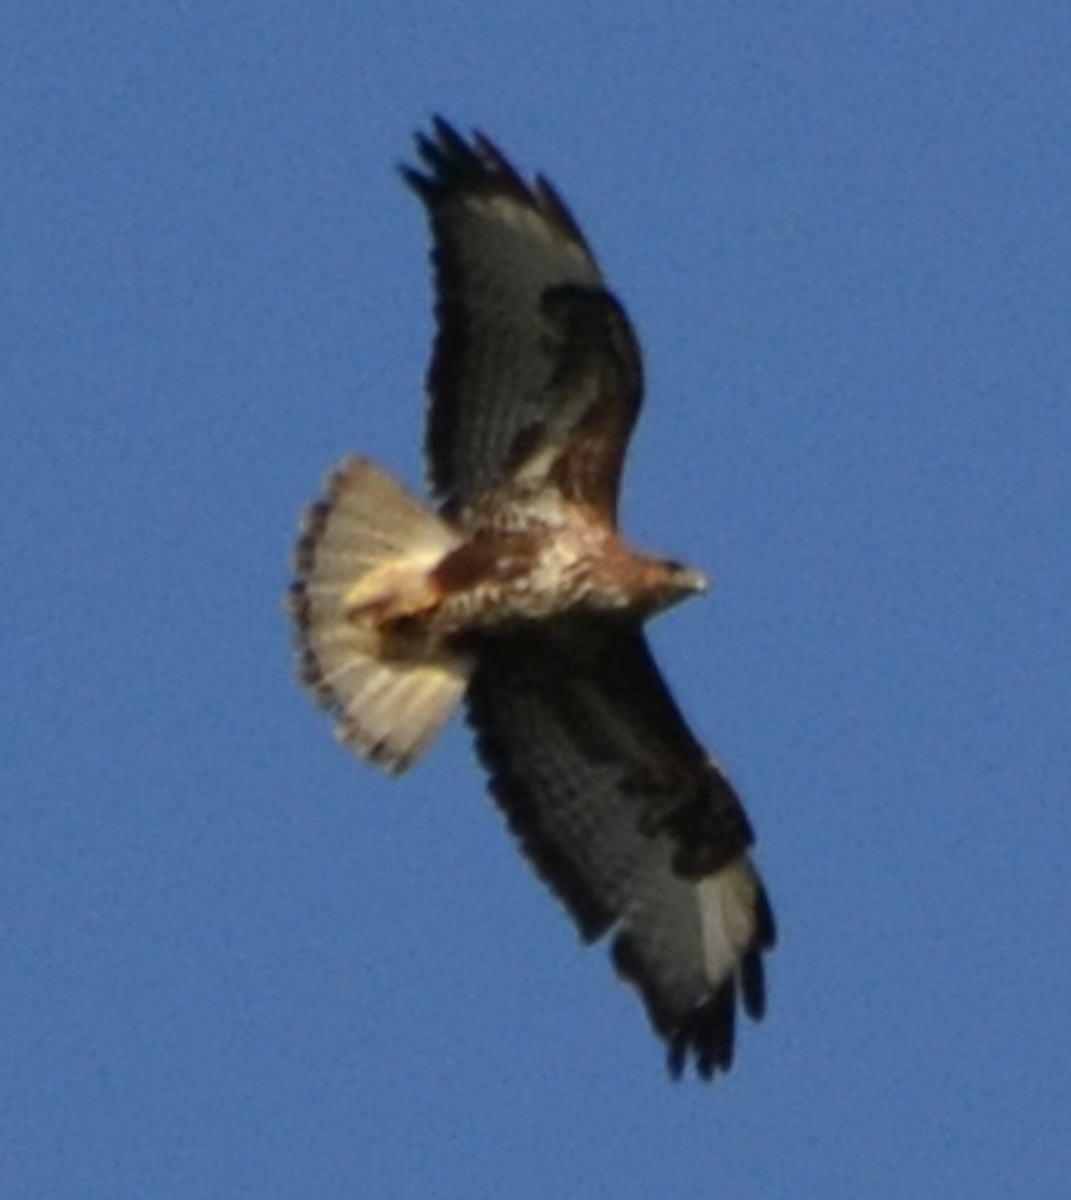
left=289, top=119, right=775, bottom=1079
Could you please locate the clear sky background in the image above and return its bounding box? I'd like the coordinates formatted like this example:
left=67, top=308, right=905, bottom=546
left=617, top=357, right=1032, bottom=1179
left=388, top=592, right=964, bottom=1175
left=4, top=4, right=1070, bottom=1197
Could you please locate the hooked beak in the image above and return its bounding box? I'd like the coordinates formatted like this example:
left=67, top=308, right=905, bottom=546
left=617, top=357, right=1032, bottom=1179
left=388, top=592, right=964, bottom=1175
left=674, top=565, right=708, bottom=595
left=665, top=561, right=708, bottom=596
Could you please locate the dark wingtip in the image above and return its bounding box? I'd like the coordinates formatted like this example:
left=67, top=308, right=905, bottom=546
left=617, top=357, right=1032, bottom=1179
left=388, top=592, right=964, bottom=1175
left=399, top=116, right=594, bottom=258
left=402, top=116, right=485, bottom=197
left=740, top=949, right=767, bottom=1021
left=756, top=880, right=778, bottom=949
left=399, top=162, right=434, bottom=201
left=398, top=116, right=466, bottom=200
left=614, top=931, right=739, bottom=1084
left=666, top=984, right=737, bottom=1082
left=429, top=114, right=469, bottom=155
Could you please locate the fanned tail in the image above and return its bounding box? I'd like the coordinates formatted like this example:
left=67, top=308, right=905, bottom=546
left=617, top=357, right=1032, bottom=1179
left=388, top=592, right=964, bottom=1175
left=288, top=457, right=471, bottom=773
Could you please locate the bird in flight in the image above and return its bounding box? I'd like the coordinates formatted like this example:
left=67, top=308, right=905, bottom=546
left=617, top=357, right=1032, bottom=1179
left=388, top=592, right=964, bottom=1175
left=289, top=118, right=775, bottom=1080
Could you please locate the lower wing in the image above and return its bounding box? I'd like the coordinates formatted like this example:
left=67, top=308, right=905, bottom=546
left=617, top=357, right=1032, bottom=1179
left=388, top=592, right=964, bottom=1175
left=465, top=622, right=775, bottom=1079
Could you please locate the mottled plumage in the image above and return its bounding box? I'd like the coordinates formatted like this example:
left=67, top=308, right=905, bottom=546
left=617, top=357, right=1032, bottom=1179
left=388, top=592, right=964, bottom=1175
left=289, top=119, right=775, bottom=1079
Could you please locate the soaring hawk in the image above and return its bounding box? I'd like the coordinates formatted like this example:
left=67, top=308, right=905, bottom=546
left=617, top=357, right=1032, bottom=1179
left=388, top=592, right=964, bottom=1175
left=289, top=119, right=775, bottom=1079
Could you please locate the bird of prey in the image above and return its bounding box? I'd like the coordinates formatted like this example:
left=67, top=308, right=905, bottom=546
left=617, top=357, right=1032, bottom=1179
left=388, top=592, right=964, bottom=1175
left=289, top=118, right=775, bottom=1080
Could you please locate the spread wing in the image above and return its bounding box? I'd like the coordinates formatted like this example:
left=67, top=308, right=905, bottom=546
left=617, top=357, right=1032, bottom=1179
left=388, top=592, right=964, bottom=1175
left=403, top=119, right=643, bottom=524
left=466, top=622, right=775, bottom=1080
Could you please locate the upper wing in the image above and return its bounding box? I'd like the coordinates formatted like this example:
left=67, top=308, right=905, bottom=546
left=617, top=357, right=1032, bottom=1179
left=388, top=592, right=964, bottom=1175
left=403, top=119, right=644, bottom=524
left=466, top=622, right=775, bottom=1080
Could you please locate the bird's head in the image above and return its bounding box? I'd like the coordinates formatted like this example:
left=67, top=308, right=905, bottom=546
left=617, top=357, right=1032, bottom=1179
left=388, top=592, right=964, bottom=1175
left=644, top=557, right=708, bottom=615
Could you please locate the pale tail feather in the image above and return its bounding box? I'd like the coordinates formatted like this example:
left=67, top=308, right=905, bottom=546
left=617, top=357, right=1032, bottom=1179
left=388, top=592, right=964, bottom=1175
left=289, top=457, right=471, bottom=773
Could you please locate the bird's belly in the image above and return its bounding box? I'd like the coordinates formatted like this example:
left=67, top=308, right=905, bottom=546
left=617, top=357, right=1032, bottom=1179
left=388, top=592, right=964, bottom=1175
left=432, top=536, right=637, bottom=634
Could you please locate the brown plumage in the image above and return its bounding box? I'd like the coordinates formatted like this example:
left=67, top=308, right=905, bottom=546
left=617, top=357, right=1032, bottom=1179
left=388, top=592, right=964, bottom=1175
left=289, top=119, right=775, bottom=1079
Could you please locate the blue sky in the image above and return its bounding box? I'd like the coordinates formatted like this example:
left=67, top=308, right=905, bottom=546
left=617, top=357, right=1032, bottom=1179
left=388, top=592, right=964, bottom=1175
left=4, top=3, right=1070, bottom=1196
